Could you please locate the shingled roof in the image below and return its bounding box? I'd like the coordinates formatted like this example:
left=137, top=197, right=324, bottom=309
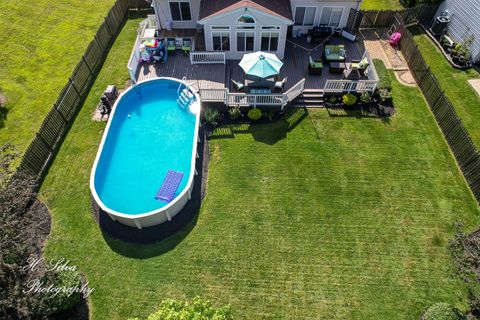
left=199, top=0, right=293, bottom=21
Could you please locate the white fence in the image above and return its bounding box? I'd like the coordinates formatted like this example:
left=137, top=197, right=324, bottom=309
left=190, top=52, right=226, bottom=64
left=127, top=33, right=142, bottom=82
left=324, top=50, right=379, bottom=93
left=199, top=78, right=306, bottom=110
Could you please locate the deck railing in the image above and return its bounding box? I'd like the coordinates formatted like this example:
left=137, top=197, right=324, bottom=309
left=190, top=52, right=226, bottom=64
left=199, top=78, right=306, bottom=110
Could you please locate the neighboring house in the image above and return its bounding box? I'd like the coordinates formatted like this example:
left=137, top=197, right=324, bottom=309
left=434, top=0, right=480, bottom=63
left=151, top=0, right=362, bottom=59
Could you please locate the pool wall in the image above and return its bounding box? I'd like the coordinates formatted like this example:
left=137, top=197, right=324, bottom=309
left=90, top=77, right=201, bottom=229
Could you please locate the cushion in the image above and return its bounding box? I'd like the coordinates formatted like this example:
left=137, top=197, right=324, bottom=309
left=358, top=57, right=369, bottom=68
left=339, top=49, right=346, bottom=57
left=325, top=48, right=330, bottom=56
left=309, top=56, right=314, bottom=65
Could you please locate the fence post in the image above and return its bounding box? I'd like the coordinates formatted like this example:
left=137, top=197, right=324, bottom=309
left=54, top=104, right=68, bottom=123
left=82, top=55, right=93, bottom=76
left=36, top=133, right=53, bottom=152
left=69, top=78, right=81, bottom=99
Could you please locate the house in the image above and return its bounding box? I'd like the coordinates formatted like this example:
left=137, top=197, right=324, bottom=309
left=434, top=0, right=480, bottom=63
left=150, top=0, right=363, bottom=59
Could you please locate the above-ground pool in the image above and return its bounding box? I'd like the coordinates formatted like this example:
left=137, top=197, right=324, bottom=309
left=90, top=77, right=200, bottom=228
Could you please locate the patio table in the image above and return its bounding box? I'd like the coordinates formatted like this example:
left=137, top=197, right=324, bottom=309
left=329, top=61, right=346, bottom=74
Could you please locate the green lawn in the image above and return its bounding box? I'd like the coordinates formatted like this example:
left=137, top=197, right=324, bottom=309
left=361, top=0, right=403, bottom=10
left=40, top=19, right=479, bottom=319
left=410, top=26, right=480, bottom=147
left=0, top=0, right=114, bottom=154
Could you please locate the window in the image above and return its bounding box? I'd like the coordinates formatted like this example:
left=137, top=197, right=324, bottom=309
left=238, top=15, right=255, bottom=24
left=261, top=32, right=279, bottom=51
left=237, top=32, right=255, bottom=52
left=262, top=26, right=281, bottom=30
left=169, top=2, right=191, bottom=21
left=294, top=7, right=316, bottom=26
left=320, top=7, right=343, bottom=27
left=212, top=32, right=230, bottom=51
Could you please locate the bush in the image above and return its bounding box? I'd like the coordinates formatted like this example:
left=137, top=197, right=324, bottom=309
left=47, top=270, right=82, bottom=313
left=228, top=106, right=241, bottom=120
left=342, top=93, right=357, bottom=106
left=138, top=297, right=232, bottom=320
left=360, top=92, right=372, bottom=104
left=247, top=108, right=262, bottom=121
left=204, top=107, right=221, bottom=125
left=421, top=303, right=465, bottom=320
left=378, top=88, right=392, bottom=102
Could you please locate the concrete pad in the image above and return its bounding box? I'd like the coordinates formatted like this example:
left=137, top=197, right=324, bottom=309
left=468, top=79, right=480, bottom=96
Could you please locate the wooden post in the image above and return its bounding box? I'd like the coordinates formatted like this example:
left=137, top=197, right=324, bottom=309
left=82, top=55, right=93, bottom=76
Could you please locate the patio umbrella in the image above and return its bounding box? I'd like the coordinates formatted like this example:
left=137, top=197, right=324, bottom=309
left=239, top=51, right=283, bottom=78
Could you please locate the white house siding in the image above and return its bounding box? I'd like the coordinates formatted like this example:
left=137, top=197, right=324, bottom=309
left=153, top=0, right=202, bottom=29
left=435, top=0, right=480, bottom=62
left=290, top=0, right=362, bottom=35
left=199, top=8, right=292, bottom=59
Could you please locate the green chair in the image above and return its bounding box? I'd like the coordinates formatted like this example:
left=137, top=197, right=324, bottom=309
left=167, top=38, right=176, bottom=52
left=323, top=45, right=346, bottom=62
left=182, top=39, right=192, bottom=53
left=308, top=56, right=323, bottom=75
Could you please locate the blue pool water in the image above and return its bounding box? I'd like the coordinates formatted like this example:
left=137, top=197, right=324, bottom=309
left=93, top=80, right=197, bottom=215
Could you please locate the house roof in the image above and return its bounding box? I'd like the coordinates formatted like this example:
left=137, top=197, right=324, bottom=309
left=198, top=0, right=293, bottom=22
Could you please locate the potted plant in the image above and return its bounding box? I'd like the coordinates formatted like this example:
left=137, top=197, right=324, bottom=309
left=451, top=36, right=473, bottom=67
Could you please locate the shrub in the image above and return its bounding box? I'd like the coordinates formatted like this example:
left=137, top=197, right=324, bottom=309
left=360, top=92, right=372, bottom=104
left=378, top=88, right=392, bottom=102
left=204, top=107, right=221, bottom=125
left=342, top=93, right=357, bottom=106
left=228, top=106, right=241, bottom=120
left=247, top=108, right=262, bottom=121
left=421, top=303, right=465, bottom=320
left=140, top=297, right=232, bottom=320
left=47, top=270, right=83, bottom=313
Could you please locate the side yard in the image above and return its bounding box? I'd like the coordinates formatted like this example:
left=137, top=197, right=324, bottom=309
left=0, top=0, right=115, bottom=154
left=40, top=18, right=479, bottom=319
left=409, top=26, right=480, bottom=147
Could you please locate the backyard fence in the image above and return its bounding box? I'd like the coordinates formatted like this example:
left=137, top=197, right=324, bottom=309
left=394, top=12, right=480, bottom=203
left=18, top=0, right=152, bottom=178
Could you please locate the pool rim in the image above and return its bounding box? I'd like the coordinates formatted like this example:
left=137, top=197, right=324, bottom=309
left=89, top=77, right=201, bottom=222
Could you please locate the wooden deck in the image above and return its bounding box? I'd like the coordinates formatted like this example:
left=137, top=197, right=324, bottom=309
left=137, top=36, right=370, bottom=92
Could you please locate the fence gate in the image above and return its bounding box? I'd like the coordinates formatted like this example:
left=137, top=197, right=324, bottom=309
left=346, top=8, right=363, bottom=33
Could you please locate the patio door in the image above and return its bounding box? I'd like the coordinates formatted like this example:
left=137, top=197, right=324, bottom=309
left=320, top=7, right=343, bottom=27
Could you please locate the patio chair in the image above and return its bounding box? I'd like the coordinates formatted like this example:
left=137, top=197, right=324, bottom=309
left=167, top=38, right=176, bottom=52
left=323, top=45, right=346, bottom=62
left=350, top=57, right=369, bottom=77
left=182, top=39, right=192, bottom=53
left=274, top=77, right=287, bottom=91
left=308, top=56, right=323, bottom=75
left=231, top=79, right=245, bottom=92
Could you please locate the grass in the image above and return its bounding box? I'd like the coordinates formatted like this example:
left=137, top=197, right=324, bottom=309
left=361, top=0, right=403, bottom=10
left=0, top=0, right=114, bottom=154
left=40, top=20, right=479, bottom=319
left=409, top=26, right=480, bottom=147
left=373, top=59, right=392, bottom=89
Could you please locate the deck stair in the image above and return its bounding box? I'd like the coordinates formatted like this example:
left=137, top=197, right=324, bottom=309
left=290, top=89, right=324, bottom=108
left=177, top=88, right=194, bottom=109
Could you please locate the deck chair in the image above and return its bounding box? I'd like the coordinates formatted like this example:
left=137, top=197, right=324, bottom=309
left=274, top=77, right=287, bottom=91
left=231, top=79, right=245, bottom=92
left=167, top=38, right=176, bottom=52
left=182, top=39, right=192, bottom=53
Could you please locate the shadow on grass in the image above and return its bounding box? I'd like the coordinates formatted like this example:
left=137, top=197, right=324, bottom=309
left=92, top=128, right=209, bottom=258
left=208, top=108, right=309, bottom=144
left=326, top=105, right=392, bottom=125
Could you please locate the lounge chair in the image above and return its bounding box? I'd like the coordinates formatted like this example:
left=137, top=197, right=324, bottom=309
left=308, top=56, right=323, bottom=75
left=231, top=79, right=245, bottom=92
left=323, top=45, right=346, bottom=62
left=182, top=39, right=192, bottom=53
left=350, top=57, right=369, bottom=76
left=167, top=38, right=176, bottom=52
left=274, top=77, right=287, bottom=91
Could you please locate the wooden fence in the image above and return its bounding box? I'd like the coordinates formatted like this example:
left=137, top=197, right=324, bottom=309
left=19, top=0, right=152, bottom=178
left=395, top=12, right=480, bottom=203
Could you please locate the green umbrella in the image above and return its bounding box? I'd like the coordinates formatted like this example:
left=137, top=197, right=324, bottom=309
left=239, top=51, right=283, bottom=78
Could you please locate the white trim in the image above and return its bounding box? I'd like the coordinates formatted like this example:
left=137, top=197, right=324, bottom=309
left=293, top=6, right=317, bottom=26
left=198, top=6, right=293, bottom=24
left=168, top=0, right=193, bottom=22
left=319, top=6, right=344, bottom=27
left=210, top=25, right=231, bottom=30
